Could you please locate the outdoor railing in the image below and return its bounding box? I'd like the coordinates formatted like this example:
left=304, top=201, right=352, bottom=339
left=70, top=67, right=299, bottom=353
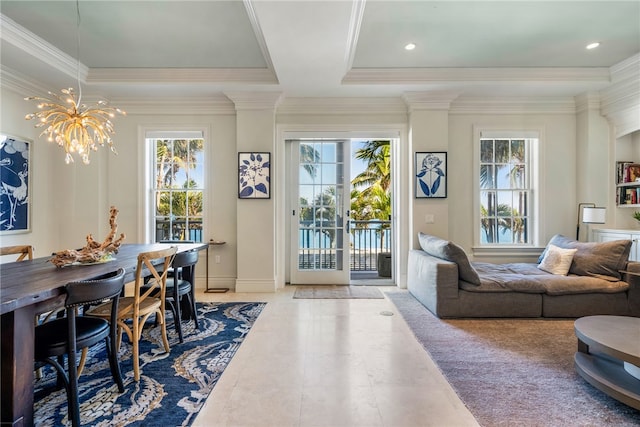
left=155, top=219, right=203, bottom=242
left=297, top=220, right=391, bottom=272
left=350, top=220, right=391, bottom=271
left=156, top=218, right=391, bottom=272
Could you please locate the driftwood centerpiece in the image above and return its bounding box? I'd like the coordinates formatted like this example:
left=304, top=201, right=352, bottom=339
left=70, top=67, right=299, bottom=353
left=50, top=206, right=126, bottom=268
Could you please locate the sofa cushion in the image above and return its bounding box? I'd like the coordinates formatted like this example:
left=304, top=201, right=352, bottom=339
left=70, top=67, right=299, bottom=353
left=539, top=234, right=631, bottom=281
left=466, top=262, right=548, bottom=293
left=418, top=232, right=480, bottom=285
left=537, top=244, right=577, bottom=275
left=462, top=261, right=630, bottom=296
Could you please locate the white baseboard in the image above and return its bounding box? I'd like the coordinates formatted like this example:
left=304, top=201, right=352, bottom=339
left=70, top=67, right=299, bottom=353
left=235, top=279, right=277, bottom=293
left=195, top=276, right=236, bottom=292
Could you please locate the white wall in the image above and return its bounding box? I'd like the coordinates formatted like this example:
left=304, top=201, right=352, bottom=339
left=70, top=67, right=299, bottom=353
left=0, top=88, right=61, bottom=258
left=2, top=85, right=634, bottom=287
left=448, top=110, right=577, bottom=262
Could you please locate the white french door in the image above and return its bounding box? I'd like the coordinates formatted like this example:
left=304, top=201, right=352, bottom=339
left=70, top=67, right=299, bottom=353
left=290, top=139, right=351, bottom=285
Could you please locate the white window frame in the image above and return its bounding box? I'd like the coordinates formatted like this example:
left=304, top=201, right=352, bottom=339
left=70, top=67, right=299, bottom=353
left=138, top=127, right=208, bottom=243
left=472, top=126, right=545, bottom=256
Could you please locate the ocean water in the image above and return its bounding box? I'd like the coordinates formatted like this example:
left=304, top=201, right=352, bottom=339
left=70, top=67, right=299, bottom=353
left=299, top=228, right=390, bottom=251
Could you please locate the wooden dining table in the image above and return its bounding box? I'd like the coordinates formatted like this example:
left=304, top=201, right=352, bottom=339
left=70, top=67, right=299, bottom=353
left=0, top=242, right=207, bottom=427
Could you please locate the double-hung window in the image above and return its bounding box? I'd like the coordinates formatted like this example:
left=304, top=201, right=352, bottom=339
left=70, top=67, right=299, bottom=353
left=476, top=130, right=539, bottom=246
left=147, top=131, right=205, bottom=243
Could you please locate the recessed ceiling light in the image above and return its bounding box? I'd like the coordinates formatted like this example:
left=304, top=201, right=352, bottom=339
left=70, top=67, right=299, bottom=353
left=586, top=42, right=600, bottom=50
left=405, top=43, right=416, bottom=51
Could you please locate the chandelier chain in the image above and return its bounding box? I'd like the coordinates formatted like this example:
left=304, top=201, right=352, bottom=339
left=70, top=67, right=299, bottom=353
left=23, top=0, right=126, bottom=165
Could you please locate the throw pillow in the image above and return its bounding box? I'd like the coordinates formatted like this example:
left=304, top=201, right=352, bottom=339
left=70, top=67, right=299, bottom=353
left=418, top=232, right=481, bottom=285
left=537, top=244, right=577, bottom=275
left=539, top=234, right=631, bottom=281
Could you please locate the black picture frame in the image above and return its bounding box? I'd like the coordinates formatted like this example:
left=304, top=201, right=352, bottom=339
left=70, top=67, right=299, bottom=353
left=415, top=151, right=447, bottom=198
left=238, top=152, right=271, bottom=199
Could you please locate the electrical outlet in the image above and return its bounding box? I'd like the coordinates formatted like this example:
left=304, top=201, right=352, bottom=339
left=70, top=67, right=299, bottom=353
left=215, top=255, right=221, bottom=264
left=425, top=214, right=435, bottom=224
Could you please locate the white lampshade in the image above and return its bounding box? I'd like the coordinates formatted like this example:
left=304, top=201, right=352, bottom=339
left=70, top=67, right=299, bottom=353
left=583, top=207, right=606, bottom=224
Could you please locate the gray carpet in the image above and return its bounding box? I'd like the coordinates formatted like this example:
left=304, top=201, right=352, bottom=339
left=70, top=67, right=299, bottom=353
left=293, top=285, right=384, bottom=299
left=386, top=290, right=640, bottom=427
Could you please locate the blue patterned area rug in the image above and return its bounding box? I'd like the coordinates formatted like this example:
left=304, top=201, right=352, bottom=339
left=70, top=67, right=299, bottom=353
left=34, top=302, right=266, bottom=426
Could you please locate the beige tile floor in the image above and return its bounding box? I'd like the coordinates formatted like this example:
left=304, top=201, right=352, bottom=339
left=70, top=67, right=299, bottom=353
left=193, top=286, right=479, bottom=427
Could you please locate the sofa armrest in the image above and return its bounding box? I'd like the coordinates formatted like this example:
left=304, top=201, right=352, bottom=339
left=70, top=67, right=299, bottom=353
left=621, top=262, right=640, bottom=316
left=407, top=249, right=459, bottom=317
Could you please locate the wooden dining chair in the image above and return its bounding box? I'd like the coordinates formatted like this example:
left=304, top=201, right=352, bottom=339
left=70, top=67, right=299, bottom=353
left=0, top=244, right=33, bottom=261
left=87, top=246, right=177, bottom=381
left=34, top=268, right=126, bottom=427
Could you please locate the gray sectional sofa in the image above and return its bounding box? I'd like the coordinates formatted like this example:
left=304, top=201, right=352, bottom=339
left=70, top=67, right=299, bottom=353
left=407, top=233, right=640, bottom=318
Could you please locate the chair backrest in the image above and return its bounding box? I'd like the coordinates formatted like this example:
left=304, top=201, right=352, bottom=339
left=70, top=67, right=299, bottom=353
left=172, top=249, right=199, bottom=269
left=0, top=245, right=33, bottom=262
left=172, top=249, right=199, bottom=283
left=131, top=246, right=178, bottom=315
left=65, top=268, right=126, bottom=308
left=65, top=268, right=126, bottom=343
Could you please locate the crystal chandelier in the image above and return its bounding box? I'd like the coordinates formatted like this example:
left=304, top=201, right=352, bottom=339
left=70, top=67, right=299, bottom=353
left=25, top=89, right=125, bottom=164
left=24, top=1, right=125, bottom=165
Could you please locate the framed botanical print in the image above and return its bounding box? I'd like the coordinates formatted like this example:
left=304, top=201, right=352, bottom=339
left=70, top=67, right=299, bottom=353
left=238, top=152, right=270, bottom=199
left=1, top=134, right=31, bottom=233
left=415, top=152, right=447, bottom=198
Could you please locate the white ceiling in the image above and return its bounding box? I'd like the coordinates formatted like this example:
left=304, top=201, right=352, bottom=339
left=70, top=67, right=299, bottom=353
left=1, top=0, right=639, bottom=101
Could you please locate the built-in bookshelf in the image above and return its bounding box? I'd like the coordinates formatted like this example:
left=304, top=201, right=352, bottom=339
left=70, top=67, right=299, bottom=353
left=616, top=161, right=640, bottom=206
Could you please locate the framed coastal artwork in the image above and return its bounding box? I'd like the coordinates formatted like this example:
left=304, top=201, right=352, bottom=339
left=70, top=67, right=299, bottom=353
left=238, top=152, right=271, bottom=199
left=415, top=151, right=447, bottom=198
left=0, top=134, right=31, bottom=233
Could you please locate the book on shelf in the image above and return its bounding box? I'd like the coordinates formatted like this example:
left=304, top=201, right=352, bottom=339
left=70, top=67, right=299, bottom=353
left=617, top=186, right=640, bottom=205
left=617, top=161, right=640, bottom=184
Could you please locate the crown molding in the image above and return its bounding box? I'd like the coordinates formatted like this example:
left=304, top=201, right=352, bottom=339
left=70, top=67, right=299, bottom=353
left=243, top=0, right=279, bottom=84
left=600, top=64, right=640, bottom=137
left=601, top=53, right=640, bottom=137
left=402, top=91, right=462, bottom=111
left=224, top=91, right=283, bottom=110
left=0, top=65, right=50, bottom=97
left=343, top=0, right=366, bottom=75
left=574, top=92, right=601, bottom=114
left=450, top=96, right=576, bottom=115
left=277, top=97, right=406, bottom=115
left=343, top=67, right=610, bottom=84
left=1, top=14, right=88, bottom=81
left=610, top=53, right=640, bottom=84
left=113, top=97, right=236, bottom=115
left=88, top=67, right=277, bottom=84
left=1, top=66, right=236, bottom=115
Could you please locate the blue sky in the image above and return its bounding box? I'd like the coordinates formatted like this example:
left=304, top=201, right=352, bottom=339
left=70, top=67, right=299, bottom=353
left=350, top=139, right=369, bottom=181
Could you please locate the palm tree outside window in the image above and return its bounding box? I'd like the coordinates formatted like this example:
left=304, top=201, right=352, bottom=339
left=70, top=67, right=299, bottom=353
left=351, top=140, right=391, bottom=251
left=151, top=138, right=204, bottom=242
left=479, top=137, right=533, bottom=244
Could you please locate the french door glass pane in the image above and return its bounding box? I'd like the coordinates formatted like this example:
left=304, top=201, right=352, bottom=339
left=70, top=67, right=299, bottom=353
left=297, top=141, right=344, bottom=271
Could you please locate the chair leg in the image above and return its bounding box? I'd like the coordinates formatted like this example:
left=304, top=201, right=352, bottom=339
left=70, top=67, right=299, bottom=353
left=105, top=335, right=124, bottom=393
left=132, top=320, right=140, bottom=382
left=67, top=347, right=81, bottom=427
left=76, top=347, right=88, bottom=377
left=188, top=289, right=199, bottom=329
left=157, top=309, right=171, bottom=353
left=116, top=325, right=124, bottom=352
left=42, top=358, right=73, bottom=423
left=172, top=298, right=184, bottom=343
